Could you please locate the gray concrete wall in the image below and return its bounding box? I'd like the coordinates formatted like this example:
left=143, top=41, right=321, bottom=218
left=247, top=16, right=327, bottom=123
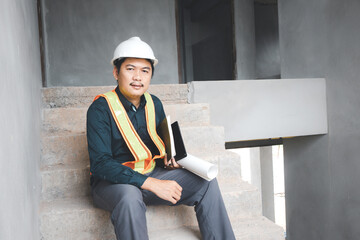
left=0, top=0, right=42, bottom=239
left=234, top=0, right=256, bottom=79
left=260, top=146, right=275, bottom=222
left=254, top=3, right=280, bottom=79
left=279, top=0, right=360, bottom=239
left=41, top=0, right=179, bottom=86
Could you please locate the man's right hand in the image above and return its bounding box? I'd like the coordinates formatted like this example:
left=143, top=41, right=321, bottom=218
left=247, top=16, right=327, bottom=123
left=141, top=177, right=182, bottom=204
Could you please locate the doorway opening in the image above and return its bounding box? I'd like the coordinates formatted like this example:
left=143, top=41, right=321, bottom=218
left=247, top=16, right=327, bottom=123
left=177, top=0, right=236, bottom=83
left=254, top=0, right=280, bottom=79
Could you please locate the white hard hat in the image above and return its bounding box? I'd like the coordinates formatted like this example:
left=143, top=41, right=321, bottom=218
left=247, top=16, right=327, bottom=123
left=111, top=37, right=158, bottom=66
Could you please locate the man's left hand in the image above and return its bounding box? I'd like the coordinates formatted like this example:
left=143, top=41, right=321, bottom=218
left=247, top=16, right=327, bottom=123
left=163, top=154, right=181, bottom=170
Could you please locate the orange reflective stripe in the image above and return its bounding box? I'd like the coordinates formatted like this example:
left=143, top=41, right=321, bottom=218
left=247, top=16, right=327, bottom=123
left=94, top=89, right=165, bottom=174
left=143, top=159, right=156, bottom=173
left=122, top=161, right=134, bottom=169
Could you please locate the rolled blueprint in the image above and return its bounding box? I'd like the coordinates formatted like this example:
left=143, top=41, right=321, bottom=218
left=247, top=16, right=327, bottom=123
left=177, top=154, right=218, bottom=181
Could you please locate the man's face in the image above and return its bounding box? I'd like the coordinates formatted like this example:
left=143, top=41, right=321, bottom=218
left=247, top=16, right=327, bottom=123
left=114, top=58, right=152, bottom=103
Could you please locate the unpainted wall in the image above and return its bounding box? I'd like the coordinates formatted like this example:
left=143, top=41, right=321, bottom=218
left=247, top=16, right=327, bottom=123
left=279, top=0, right=360, bottom=239
left=41, top=0, right=179, bottom=86
left=186, top=0, right=234, bottom=81
left=0, top=0, right=42, bottom=239
left=233, top=0, right=256, bottom=79
left=254, top=2, right=280, bottom=79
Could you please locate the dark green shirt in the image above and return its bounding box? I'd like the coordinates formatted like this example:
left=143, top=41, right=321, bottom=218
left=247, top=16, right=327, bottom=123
left=86, top=86, right=166, bottom=188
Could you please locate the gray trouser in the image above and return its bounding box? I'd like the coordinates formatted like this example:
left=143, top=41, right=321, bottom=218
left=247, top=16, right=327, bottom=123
left=91, top=167, right=235, bottom=240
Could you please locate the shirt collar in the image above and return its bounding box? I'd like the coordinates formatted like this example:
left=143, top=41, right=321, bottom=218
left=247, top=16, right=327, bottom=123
left=115, top=86, right=147, bottom=112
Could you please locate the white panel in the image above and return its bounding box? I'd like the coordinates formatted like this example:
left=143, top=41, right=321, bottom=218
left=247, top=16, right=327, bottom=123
left=189, top=79, right=328, bottom=142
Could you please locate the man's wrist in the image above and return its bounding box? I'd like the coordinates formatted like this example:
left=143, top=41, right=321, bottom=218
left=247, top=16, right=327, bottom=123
left=141, top=177, right=154, bottom=191
left=129, top=171, right=148, bottom=188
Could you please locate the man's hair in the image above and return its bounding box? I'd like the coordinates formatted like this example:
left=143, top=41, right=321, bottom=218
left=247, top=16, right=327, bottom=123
left=113, top=58, right=155, bottom=77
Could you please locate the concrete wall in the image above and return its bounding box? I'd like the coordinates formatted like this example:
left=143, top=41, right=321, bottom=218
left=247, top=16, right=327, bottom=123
left=234, top=1, right=280, bottom=80
left=254, top=2, right=280, bottom=79
left=279, top=0, right=360, bottom=239
left=0, top=0, right=42, bottom=239
left=260, top=146, right=275, bottom=222
left=188, top=0, right=234, bottom=81
left=41, top=0, right=179, bottom=86
left=233, top=0, right=256, bottom=79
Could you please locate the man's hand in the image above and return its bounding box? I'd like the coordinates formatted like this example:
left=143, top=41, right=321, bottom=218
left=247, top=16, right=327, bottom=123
left=163, top=154, right=181, bottom=170
left=141, top=177, right=182, bottom=204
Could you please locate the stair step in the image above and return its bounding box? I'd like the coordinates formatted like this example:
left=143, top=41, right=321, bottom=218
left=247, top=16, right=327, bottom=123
left=42, top=103, right=210, bottom=134
left=40, top=134, right=233, bottom=169
left=41, top=164, right=90, bottom=201
left=182, top=125, right=225, bottom=152
left=40, top=162, right=261, bottom=216
left=40, top=197, right=114, bottom=240
left=41, top=215, right=284, bottom=240
left=40, top=197, right=199, bottom=236
left=40, top=198, right=282, bottom=240
left=40, top=150, right=244, bottom=201
left=148, top=226, right=201, bottom=240
left=221, top=181, right=262, bottom=220
left=194, top=150, right=243, bottom=182
left=42, top=84, right=188, bottom=108
left=39, top=198, right=194, bottom=240
left=164, top=103, right=210, bottom=127
left=41, top=125, right=225, bottom=168
left=40, top=179, right=263, bottom=240
left=233, top=216, right=285, bottom=240
left=151, top=217, right=285, bottom=240
left=41, top=133, right=88, bottom=168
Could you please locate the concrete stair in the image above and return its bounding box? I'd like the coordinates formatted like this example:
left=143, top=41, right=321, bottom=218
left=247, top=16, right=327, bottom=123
left=39, top=85, right=285, bottom=240
left=41, top=85, right=188, bottom=108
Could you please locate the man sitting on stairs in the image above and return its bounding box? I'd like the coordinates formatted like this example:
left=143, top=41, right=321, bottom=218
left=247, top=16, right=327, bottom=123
left=86, top=36, right=235, bottom=240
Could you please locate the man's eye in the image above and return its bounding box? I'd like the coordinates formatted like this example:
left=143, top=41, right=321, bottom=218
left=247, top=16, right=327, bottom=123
left=142, top=70, right=149, bottom=73
left=127, top=68, right=134, bottom=71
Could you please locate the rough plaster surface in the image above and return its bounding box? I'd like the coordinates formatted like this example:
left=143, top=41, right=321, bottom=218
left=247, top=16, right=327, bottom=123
left=0, top=0, right=42, bottom=239
left=41, top=0, right=179, bottom=86
left=279, top=0, right=360, bottom=239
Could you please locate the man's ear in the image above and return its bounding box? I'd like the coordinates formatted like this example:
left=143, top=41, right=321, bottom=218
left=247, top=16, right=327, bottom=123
left=113, top=66, right=118, bottom=80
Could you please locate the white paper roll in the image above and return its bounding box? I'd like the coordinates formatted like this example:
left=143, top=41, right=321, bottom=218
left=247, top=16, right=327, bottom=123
left=177, top=154, right=218, bottom=181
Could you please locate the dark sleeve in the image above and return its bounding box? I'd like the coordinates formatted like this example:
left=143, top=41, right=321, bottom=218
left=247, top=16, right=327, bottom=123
left=86, top=98, right=148, bottom=188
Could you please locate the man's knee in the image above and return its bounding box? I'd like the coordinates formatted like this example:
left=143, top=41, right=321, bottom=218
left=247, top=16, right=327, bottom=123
left=206, top=178, right=221, bottom=197
left=93, top=181, right=145, bottom=212
left=111, top=185, right=146, bottom=219
left=112, top=185, right=144, bottom=208
left=194, top=178, right=220, bottom=205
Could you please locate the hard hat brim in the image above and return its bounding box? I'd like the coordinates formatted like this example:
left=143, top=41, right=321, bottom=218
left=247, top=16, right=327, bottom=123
left=111, top=57, right=158, bottom=66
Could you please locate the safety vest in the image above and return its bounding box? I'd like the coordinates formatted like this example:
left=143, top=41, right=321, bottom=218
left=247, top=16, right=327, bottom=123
left=94, top=89, right=166, bottom=174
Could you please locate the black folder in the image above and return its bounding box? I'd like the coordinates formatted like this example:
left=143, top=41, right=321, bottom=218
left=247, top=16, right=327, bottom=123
left=171, top=121, right=187, bottom=161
